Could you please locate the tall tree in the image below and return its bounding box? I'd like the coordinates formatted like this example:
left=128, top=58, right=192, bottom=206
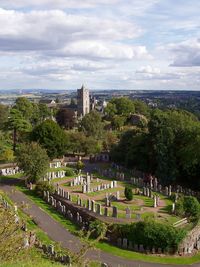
left=7, top=109, right=32, bottom=151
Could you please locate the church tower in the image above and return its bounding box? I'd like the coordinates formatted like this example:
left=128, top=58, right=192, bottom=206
left=77, top=85, right=90, bottom=117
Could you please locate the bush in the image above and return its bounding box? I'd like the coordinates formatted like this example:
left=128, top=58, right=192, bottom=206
left=76, top=160, right=84, bottom=171
left=65, top=168, right=74, bottom=177
left=112, top=220, right=186, bottom=251
left=175, top=196, right=200, bottom=222
left=35, top=181, right=54, bottom=197
left=124, top=186, right=133, bottom=201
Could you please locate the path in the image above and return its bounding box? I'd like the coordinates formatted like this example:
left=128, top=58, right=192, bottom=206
left=0, top=181, right=199, bottom=267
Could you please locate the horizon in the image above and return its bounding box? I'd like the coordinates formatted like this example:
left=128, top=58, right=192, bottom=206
left=0, top=1, right=199, bottom=90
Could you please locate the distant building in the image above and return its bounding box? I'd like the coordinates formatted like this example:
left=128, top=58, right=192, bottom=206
left=77, top=85, right=90, bottom=116
left=39, top=99, right=57, bottom=108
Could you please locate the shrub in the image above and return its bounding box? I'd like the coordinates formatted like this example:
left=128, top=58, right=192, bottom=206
left=76, top=160, right=84, bottom=171
left=35, top=181, right=54, bottom=197
left=124, top=186, right=133, bottom=201
left=175, top=196, right=200, bottom=222
left=65, top=168, right=74, bottom=177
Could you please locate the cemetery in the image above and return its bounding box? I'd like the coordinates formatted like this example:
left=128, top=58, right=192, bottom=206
left=40, top=162, right=200, bottom=256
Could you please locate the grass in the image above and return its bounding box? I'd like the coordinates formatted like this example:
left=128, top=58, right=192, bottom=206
left=96, top=242, right=200, bottom=265
left=86, top=187, right=122, bottom=197
left=0, top=173, right=24, bottom=180
left=16, top=183, right=79, bottom=234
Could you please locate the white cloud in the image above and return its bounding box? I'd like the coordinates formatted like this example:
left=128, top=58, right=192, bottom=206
left=169, top=38, right=200, bottom=67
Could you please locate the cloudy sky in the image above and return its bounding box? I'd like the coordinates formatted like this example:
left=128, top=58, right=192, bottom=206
left=0, top=0, right=199, bottom=90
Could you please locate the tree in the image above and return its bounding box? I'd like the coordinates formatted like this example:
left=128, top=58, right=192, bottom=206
left=0, top=148, right=14, bottom=162
left=14, top=97, right=34, bottom=120
left=31, top=120, right=69, bottom=159
left=56, top=108, right=76, bottom=129
left=0, top=202, right=23, bottom=263
left=83, top=136, right=102, bottom=156
left=76, top=160, right=84, bottom=171
left=7, top=108, right=32, bottom=151
left=16, top=142, right=49, bottom=183
left=183, top=196, right=200, bottom=222
left=124, top=186, right=133, bottom=201
left=102, top=131, right=119, bottom=152
left=111, top=115, right=126, bottom=130
left=0, top=104, right=9, bottom=129
left=106, top=97, right=135, bottom=118
left=80, top=111, right=103, bottom=139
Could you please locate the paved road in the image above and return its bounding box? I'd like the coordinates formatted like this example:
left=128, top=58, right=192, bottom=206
left=0, top=181, right=199, bottom=267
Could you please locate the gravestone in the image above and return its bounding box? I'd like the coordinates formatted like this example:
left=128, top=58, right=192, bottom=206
left=91, top=200, right=96, bottom=212
left=104, top=207, right=109, bottom=216
left=112, top=206, right=118, bottom=218
left=125, top=207, right=131, bottom=219
left=96, top=203, right=102, bottom=215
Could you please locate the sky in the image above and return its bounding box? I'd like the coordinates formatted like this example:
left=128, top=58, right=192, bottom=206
left=0, top=0, right=199, bottom=90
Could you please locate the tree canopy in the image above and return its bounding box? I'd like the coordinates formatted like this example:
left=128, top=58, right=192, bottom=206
left=16, top=142, right=49, bottom=183
left=31, top=120, right=69, bottom=159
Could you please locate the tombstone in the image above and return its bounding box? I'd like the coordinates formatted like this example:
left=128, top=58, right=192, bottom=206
left=136, top=213, right=141, bottom=221
left=87, top=199, right=91, bottom=211
left=165, top=186, right=169, bottom=196
left=48, top=244, right=54, bottom=255
left=154, top=177, right=158, bottom=191
left=113, top=181, right=117, bottom=188
left=96, top=203, right=102, bottom=215
left=149, top=188, right=152, bottom=198
left=116, top=191, right=120, bottom=200
left=172, top=203, right=175, bottom=213
left=76, top=212, right=80, bottom=222
left=104, top=207, right=109, bottom=216
left=128, top=241, right=133, bottom=250
left=156, top=195, right=160, bottom=206
left=122, top=238, right=128, bottom=249
left=158, top=184, right=162, bottom=192
left=169, top=185, right=172, bottom=197
left=146, top=187, right=150, bottom=197
left=112, top=206, right=118, bottom=218
left=91, top=200, right=96, bottom=212
left=139, top=244, right=144, bottom=253
left=153, top=195, right=157, bottom=208
left=110, top=181, right=114, bottom=189
left=125, top=207, right=131, bottom=219
left=82, top=184, right=87, bottom=194
left=117, top=238, right=122, bottom=247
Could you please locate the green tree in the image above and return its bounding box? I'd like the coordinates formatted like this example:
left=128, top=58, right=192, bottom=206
left=7, top=108, right=32, bottom=151
left=56, top=108, right=76, bottom=129
left=83, top=136, right=102, bottom=155
left=0, top=104, right=9, bottom=129
left=16, top=142, right=49, bottom=183
left=0, top=202, right=23, bottom=263
left=31, top=120, right=69, bottom=159
left=183, top=196, right=200, bottom=222
left=124, top=186, right=133, bottom=201
left=80, top=111, right=103, bottom=139
left=14, top=97, right=34, bottom=120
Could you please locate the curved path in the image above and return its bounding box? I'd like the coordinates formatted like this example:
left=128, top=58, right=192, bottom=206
left=0, top=181, right=199, bottom=267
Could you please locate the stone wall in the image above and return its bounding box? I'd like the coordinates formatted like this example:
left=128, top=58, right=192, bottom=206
left=178, top=225, right=200, bottom=255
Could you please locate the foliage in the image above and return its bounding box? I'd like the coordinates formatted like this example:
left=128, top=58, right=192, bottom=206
left=111, top=109, right=200, bottom=188
left=124, top=186, right=133, bottom=201
left=65, top=168, right=74, bottom=177
left=35, top=181, right=54, bottom=197
left=76, top=160, right=84, bottom=171
left=0, top=148, right=14, bottom=162
left=113, top=220, right=186, bottom=251
left=80, top=111, right=103, bottom=139
left=0, top=104, right=9, bottom=129
left=176, top=196, right=200, bottom=222
left=0, top=202, right=23, bottom=263
left=31, top=120, right=69, bottom=159
left=16, top=142, right=49, bottom=183
left=56, top=108, right=76, bottom=129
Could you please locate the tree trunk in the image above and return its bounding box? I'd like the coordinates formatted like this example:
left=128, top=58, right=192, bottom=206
left=13, top=128, right=17, bottom=151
